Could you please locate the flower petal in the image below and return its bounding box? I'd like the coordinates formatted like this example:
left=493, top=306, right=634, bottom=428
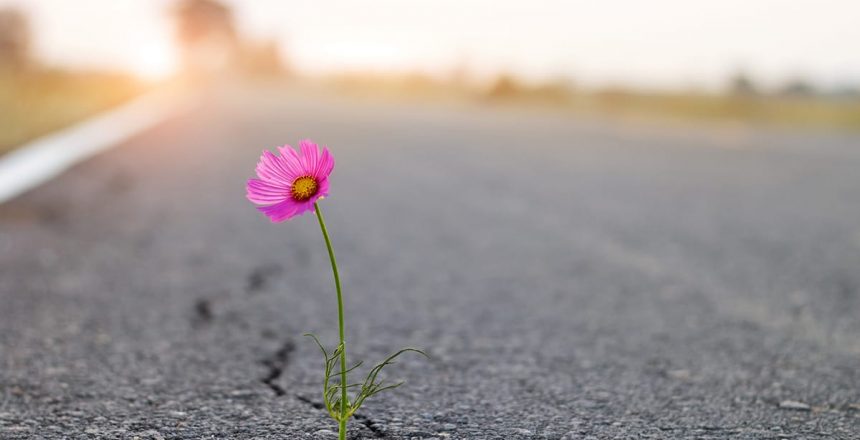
left=314, top=147, right=335, bottom=180
left=256, top=149, right=298, bottom=185
left=257, top=198, right=302, bottom=222
left=246, top=178, right=290, bottom=205
left=299, top=139, right=320, bottom=176
left=293, top=199, right=317, bottom=217
left=314, top=177, right=330, bottom=200
left=275, top=145, right=306, bottom=178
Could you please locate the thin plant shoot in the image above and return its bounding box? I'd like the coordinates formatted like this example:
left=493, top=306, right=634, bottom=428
left=246, top=139, right=426, bottom=440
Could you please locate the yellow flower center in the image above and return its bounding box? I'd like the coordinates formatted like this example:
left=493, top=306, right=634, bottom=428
left=291, top=176, right=319, bottom=201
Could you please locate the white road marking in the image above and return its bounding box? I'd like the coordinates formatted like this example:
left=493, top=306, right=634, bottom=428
left=0, top=90, right=192, bottom=204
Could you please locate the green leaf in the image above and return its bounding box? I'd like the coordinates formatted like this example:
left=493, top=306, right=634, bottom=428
left=349, top=347, right=428, bottom=414
left=304, top=335, right=428, bottom=423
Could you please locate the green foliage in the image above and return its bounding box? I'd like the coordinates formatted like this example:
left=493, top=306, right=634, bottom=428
left=304, top=333, right=427, bottom=423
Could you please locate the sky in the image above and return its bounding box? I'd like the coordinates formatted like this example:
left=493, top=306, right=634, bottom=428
left=2, top=0, right=859, bottom=91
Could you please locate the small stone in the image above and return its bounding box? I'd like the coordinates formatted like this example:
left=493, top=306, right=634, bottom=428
left=666, top=369, right=691, bottom=380
left=143, top=430, right=165, bottom=440
left=779, top=400, right=811, bottom=411
left=4, top=426, right=31, bottom=432
left=313, top=429, right=336, bottom=438
left=511, top=428, right=533, bottom=435
left=230, top=390, right=256, bottom=399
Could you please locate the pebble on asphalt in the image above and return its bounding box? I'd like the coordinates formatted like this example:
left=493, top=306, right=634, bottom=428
left=778, top=400, right=811, bottom=411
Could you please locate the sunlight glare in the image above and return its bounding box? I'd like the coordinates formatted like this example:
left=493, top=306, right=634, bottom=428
left=131, top=41, right=177, bottom=81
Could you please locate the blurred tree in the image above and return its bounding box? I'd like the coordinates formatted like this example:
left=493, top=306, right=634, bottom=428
left=0, top=8, right=31, bottom=72
left=532, top=77, right=575, bottom=104
left=778, top=78, right=816, bottom=97
left=830, top=85, right=860, bottom=99
left=728, top=70, right=758, bottom=96
left=238, top=39, right=287, bottom=78
left=174, top=0, right=288, bottom=80
left=174, top=0, right=239, bottom=77
left=486, top=74, right=524, bottom=99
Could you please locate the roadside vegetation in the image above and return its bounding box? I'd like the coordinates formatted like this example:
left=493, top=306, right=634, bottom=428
left=324, top=72, right=860, bottom=132
left=488, top=78, right=860, bottom=131
left=0, top=7, right=142, bottom=154
left=0, top=70, right=142, bottom=154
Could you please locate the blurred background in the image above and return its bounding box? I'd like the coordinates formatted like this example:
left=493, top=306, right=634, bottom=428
left=1, top=0, right=860, bottom=154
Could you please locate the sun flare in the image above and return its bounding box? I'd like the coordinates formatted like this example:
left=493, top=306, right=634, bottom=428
left=131, top=42, right=177, bottom=81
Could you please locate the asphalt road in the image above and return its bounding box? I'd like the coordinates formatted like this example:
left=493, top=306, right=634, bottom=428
left=1, top=83, right=859, bottom=439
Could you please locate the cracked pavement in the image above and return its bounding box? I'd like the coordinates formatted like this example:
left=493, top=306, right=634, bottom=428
left=1, top=83, right=860, bottom=439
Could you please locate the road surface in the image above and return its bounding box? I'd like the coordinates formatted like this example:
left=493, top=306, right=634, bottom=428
left=2, top=84, right=859, bottom=439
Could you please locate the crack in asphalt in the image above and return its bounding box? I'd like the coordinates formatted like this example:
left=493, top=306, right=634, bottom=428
left=353, top=413, right=387, bottom=439
left=296, top=394, right=326, bottom=410
left=295, top=396, right=387, bottom=439
left=246, top=264, right=282, bottom=294
left=191, top=298, right=213, bottom=329
left=259, top=339, right=295, bottom=396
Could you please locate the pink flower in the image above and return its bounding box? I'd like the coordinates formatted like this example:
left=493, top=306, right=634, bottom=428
left=246, top=140, right=335, bottom=222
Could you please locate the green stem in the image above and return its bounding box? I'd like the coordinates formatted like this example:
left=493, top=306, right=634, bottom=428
left=314, top=202, right=348, bottom=440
